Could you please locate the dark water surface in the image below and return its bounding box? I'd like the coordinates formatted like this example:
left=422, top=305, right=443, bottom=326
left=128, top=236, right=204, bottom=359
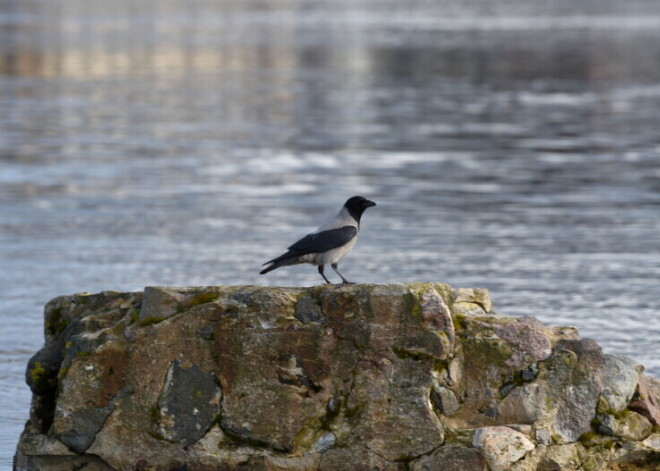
left=2, top=0, right=660, bottom=466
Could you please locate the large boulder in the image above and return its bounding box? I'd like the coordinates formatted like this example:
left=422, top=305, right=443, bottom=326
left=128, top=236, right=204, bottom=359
left=14, top=283, right=660, bottom=470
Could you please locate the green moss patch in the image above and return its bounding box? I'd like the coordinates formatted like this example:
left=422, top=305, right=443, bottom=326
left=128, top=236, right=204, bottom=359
left=452, top=312, right=466, bottom=331
left=29, top=361, right=46, bottom=385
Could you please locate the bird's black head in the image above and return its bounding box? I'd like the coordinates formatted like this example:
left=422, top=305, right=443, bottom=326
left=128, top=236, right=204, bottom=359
left=344, top=196, right=376, bottom=224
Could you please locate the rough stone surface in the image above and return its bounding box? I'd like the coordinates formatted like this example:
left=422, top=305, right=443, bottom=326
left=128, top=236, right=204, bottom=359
left=472, top=425, right=535, bottom=471
left=598, top=411, right=653, bottom=441
left=294, top=292, right=324, bottom=324
left=347, top=356, right=444, bottom=460
left=139, top=286, right=188, bottom=322
left=319, top=447, right=397, bottom=471
left=453, top=287, right=493, bottom=313
left=410, top=444, right=488, bottom=471
left=629, top=374, right=660, bottom=426
left=492, top=316, right=553, bottom=368
left=14, top=283, right=660, bottom=471
left=602, top=354, right=643, bottom=412
left=547, top=338, right=607, bottom=442
left=536, top=428, right=552, bottom=446
left=155, top=359, right=221, bottom=445
left=314, top=432, right=336, bottom=453
left=642, top=433, right=660, bottom=451
left=14, top=453, right=116, bottom=471
left=430, top=384, right=461, bottom=417
left=444, top=315, right=588, bottom=433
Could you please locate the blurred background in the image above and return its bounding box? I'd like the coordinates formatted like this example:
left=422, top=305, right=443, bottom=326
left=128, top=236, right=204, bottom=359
left=2, top=0, right=660, bottom=466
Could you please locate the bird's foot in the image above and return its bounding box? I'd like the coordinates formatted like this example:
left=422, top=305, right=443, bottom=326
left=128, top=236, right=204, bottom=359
left=341, top=280, right=355, bottom=285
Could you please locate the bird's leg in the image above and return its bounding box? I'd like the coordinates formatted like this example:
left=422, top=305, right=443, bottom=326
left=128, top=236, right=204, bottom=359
left=318, top=265, right=332, bottom=284
left=331, top=264, right=354, bottom=285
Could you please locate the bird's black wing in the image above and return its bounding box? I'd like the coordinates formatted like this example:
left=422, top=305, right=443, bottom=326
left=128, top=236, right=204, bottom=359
left=287, top=225, right=358, bottom=255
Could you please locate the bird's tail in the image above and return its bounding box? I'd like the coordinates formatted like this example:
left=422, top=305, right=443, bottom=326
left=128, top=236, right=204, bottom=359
left=259, top=264, right=279, bottom=275
left=260, top=252, right=296, bottom=275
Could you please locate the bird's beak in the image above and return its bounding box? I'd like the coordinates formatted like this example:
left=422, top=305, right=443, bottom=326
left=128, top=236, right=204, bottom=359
left=365, top=200, right=376, bottom=208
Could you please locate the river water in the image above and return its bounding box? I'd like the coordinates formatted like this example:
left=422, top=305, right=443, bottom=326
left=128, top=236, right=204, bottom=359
left=2, top=0, right=660, bottom=467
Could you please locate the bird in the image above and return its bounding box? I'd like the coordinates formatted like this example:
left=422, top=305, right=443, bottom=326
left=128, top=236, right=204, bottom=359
left=260, top=196, right=376, bottom=284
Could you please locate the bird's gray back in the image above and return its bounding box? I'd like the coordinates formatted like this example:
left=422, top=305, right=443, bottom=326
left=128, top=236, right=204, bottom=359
left=314, top=207, right=358, bottom=233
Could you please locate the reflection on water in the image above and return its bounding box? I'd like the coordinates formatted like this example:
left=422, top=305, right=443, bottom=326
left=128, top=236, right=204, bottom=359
left=2, top=0, right=660, bottom=466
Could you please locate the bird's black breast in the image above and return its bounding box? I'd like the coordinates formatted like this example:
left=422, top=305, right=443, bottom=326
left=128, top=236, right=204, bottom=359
left=287, top=226, right=358, bottom=255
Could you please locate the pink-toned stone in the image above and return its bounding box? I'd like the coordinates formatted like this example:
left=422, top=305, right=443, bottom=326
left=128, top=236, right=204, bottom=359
left=492, top=317, right=553, bottom=368
left=629, top=374, right=660, bottom=426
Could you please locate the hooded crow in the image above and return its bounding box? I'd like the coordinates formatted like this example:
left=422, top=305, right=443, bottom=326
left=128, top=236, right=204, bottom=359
left=260, top=196, right=376, bottom=284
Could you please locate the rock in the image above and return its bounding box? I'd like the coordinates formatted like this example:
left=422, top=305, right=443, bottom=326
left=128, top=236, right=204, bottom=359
left=551, top=326, right=580, bottom=341
left=491, top=316, right=553, bottom=368
left=26, top=340, right=67, bottom=396
left=629, top=374, right=660, bottom=425
left=347, top=356, right=444, bottom=461
left=601, top=354, right=642, bottom=412
left=154, top=359, right=222, bottom=445
left=319, top=447, right=398, bottom=471
left=410, top=444, right=488, bottom=471
left=515, top=443, right=583, bottom=471
left=294, top=292, right=324, bottom=323
left=52, top=337, right=130, bottom=453
left=472, top=426, right=535, bottom=471
left=14, top=283, right=660, bottom=470
left=496, top=339, right=607, bottom=444
left=265, top=453, right=320, bottom=471
left=544, top=339, right=606, bottom=443
left=430, top=384, right=461, bottom=417
left=445, top=315, right=580, bottom=430
left=597, top=411, right=653, bottom=441
left=642, top=433, right=660, bottom=451
left=453, top=301, right=488, bottom=316
left=536, top=429, right=552, bottom=446
left=314, top=432, right=336, bottom=453
left=15, top=422, right=116, bottom=470
left=507, top=423, right=533, bottom=437
left=521, top=362, right=539, bottom=381
left=25, top=291, right=141, bottom=438
left=419, top=286, right=454, bottom=343
left=453, top=288, right=493, bottom=313
left=53, top=402, right=115, bottom=454
left=139, top=286, right=190, bottom=323
left=13, top=453, right=116, bottom=471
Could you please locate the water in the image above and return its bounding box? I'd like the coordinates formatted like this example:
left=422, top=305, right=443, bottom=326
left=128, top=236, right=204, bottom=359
left=2, top=0, right=660, bottom=467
